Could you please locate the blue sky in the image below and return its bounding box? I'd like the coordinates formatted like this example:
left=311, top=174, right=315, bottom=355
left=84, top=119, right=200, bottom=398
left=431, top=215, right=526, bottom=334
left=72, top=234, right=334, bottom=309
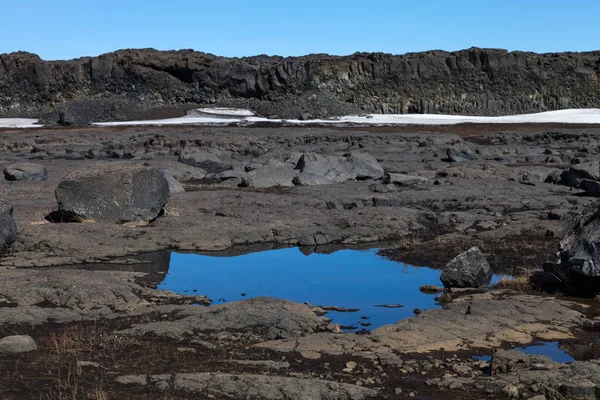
left=1, top=0, right=598, bottom=60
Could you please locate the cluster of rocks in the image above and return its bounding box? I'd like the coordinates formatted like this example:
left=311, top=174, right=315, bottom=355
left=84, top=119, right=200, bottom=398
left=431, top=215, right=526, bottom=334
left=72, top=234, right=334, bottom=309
left=179, top=148, right=385, bottom=188
left=428, top=349, right=600, bottom=400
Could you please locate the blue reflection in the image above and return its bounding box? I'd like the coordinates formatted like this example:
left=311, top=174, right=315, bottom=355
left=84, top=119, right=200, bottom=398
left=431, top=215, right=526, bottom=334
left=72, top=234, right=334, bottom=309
left=474, top=341, right=574, bottom=364
left=159, top=248, right=446, bottom=329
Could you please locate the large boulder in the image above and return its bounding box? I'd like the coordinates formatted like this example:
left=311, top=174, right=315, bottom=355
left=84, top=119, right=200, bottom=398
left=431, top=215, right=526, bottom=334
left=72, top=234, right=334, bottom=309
left=440, top=247, right=493, bottom=288
left=241, top=160, right=296, bottom=188
left=445, top=144, right=476, bottom=162
left=3, top=162, right=47, bottom=181
left=55, top=163, right=170, bottom=223
left=559, top=161, right=600, bottom=188
left=557, top=203, right=600, bottom=294
left=294, top=152, right=383, bottom=184
left=0, top=200, right=17, bottom=251
left=346, top=152, right=385, bottom=180
left=178, top=147, right=232, bottom=173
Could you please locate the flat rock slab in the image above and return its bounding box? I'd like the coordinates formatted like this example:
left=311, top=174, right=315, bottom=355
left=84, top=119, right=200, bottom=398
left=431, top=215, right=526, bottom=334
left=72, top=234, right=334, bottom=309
left=0, top=335, right=37, bottom=353
left=116, top=372, right=378, bottom=399
left=256, top=292, right=586, bottom=358
left=119, top=297, right=331, bottom=340
left=3, top=162, right=47, bottom=181
left=55, top=163, right=169, bottom=223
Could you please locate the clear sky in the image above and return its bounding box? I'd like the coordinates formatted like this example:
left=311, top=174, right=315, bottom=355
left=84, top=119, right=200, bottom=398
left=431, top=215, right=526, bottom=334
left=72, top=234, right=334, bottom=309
left=1, top=0, right=598, bottom=60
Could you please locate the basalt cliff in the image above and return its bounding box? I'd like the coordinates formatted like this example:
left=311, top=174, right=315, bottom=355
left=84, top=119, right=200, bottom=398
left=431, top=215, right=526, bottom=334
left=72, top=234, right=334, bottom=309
left=1, top=47, right=599, bottom=123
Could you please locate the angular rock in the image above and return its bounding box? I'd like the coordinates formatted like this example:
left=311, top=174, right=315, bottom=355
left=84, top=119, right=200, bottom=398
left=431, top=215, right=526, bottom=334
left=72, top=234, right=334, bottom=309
left=346, top=152, right=385, bottom=180
left=440, top=247, right=493, bottom=288
left=295, top=152, right=383, bottom=183
left=161, top=169, right=185, bottom=194
left=55, top=163, right=170, bottom=223
left=446, top=145, right=476, bottom=162
left=3, top=162, right=47, bottom=181
left=0, top=200, right=17, bottom=251
left=241, top=160, right=296, bottom=188
left=0, top=335, right=37, bottom=353
left=579, top=179, right=600, bottom=197
left=159, top=161, right=206, bottom=182
left=178, top=147, right=232, bottom=173
left=557, top=203, right=600, bottom=293
left=292, top=172, right=335, bottom=186
left=559, top=161, right=600, bottom=188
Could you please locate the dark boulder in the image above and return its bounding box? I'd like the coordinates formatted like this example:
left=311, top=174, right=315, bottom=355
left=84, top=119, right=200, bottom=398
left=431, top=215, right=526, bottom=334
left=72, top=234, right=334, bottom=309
left=559, top=161, right=600, bottom=188
left=440, top=247, right=493, bottom=288
left=3, top=162, right=47, bottom=181
left=178, top=148, right=232, bottom=174
left=55, top=163, right=169, bottom=223
left=445, top=145, right=476, bottom=162
left=557, top=203, right=600, bottom=294
left=0, top=200, right=17, bottom=251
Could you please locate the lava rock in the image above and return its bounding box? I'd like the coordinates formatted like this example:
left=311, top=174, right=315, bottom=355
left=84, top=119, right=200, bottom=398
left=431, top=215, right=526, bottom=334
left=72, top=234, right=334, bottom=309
left=0, top=200, right=17, bottom=251
left=161, top=169, right=185, bottom=194
left=559, top=161, right=600, bottom=188
left=0, top=335, right=37, bottom=353
left=178, top=147, right=232, bottom=173
left=295, top=152, right=384, bottom=183
left=241, top=160, right=296, bottom=188
left=55, top=163, right=169, bottom=223
left=3, top=162, right=47, bottom=181
left=440, top=247, right=492, bottom=288
left=445, top=145, right=476, bottom=162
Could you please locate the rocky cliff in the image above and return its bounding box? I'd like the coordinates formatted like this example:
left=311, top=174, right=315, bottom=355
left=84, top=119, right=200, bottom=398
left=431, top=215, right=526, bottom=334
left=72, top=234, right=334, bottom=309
left=1, top=47, right=599, bottom=123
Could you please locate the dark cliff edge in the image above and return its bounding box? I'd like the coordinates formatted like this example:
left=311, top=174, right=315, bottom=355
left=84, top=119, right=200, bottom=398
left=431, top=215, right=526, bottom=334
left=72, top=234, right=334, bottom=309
left=1, top=47, right=599, bottom=124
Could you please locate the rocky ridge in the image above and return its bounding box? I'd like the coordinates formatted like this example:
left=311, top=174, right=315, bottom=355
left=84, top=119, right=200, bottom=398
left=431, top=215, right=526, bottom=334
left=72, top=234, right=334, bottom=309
left=1, top=48, right=600, bottom=123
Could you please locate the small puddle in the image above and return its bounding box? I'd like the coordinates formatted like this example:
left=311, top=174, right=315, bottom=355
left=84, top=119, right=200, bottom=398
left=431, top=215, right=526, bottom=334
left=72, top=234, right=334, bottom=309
left=158, top=247, right=504, bottom=330
left=475, top=341, right=575, bottom=364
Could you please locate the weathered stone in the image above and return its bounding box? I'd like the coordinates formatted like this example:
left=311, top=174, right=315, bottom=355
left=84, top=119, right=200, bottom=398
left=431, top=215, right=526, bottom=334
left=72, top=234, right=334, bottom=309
left=560, top=161, right=600, bottom=188
left=161, top=169, right=185, bottom=194
left=55, top=163, right=169, bottom=223
left=0, top=200, right=17, bottom=251
left=3, top=162, right=47, bottom=181
left=295, top=152, right=383, bottom=183
left=158, top=161, right=206, bottom=182
left=446, top=145, right=476, bottom=162
left=580, top=179, right=600, bottom=197
left=491, top=350, right=557, bottom=375
left=440, top=247, right=492, bottom=288
left=0, top=335, right=37, bottom=353
left=241, top=160, right=296, bottom=188
left=178, top=147, right=232, bottom=173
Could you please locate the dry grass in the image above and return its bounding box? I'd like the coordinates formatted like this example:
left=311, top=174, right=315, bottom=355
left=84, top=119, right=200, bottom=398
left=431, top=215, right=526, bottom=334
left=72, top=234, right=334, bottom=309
left=492, top=275, right=532, bottom=292
left=40, top=324, right=135, bottom=357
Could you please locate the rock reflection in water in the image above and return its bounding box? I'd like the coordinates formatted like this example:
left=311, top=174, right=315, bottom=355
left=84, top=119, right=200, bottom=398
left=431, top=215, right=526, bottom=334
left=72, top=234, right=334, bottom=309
left=159, top=247, right=450, bottom=329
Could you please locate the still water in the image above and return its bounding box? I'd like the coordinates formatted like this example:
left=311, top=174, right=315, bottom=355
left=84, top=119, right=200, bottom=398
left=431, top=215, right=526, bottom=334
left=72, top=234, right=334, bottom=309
left=158, top=247, right=503, bottom=330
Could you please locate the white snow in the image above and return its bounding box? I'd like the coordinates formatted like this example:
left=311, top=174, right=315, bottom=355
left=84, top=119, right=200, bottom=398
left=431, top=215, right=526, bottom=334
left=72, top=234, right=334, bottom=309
left=0, top=118, right=42, bottom=128
left=92, top=108, right=600, bottom=127
left=195, top=107, right=256, bottom=117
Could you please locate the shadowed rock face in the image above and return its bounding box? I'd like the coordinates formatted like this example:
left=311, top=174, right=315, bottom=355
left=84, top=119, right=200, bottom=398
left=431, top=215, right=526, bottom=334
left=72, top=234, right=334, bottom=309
left=1, top=48, right=599, bottom=123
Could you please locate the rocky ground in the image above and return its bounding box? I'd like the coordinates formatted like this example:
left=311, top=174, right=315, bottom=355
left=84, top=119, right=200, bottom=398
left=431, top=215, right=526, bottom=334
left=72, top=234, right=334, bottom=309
left=1, top=122, right=600, bottom=399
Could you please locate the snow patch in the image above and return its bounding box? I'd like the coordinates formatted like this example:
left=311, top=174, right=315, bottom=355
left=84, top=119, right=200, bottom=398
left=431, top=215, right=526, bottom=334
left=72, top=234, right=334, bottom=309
left=0, top=118, right=42, bottom=128
left=93, top=108, right=600, bottom=127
